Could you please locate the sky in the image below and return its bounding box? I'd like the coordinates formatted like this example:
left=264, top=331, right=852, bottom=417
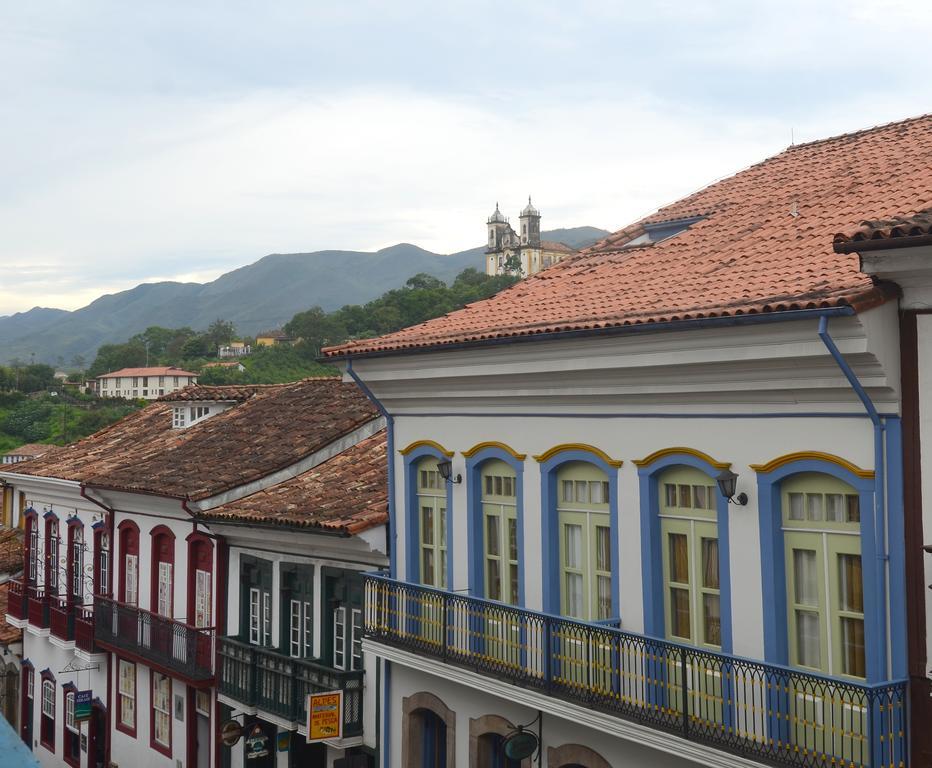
left=1, top=0, right=930, bottom=316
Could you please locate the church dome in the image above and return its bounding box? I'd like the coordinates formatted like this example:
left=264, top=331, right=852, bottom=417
left=488, top=202, right=507, bottom=224
left=521, top=196, right=540, bottom=217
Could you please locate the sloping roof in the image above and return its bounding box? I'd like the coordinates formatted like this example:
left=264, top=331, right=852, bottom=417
left=325, top=114, right=932, bottom=358
left=2, top=444, right=61, bottom=459
left=159, top=384, right=264, bottom=402
left=540, top=241, right=577, bottom=254
left=0, top=528, right=24, bottom=575
left=0, top=582, right=23, bottom=645
left=833, top=207, right=932, bottom=253
left=3, top=379, right=379, bottom=501
left=98, top=366, right=198, bottom=378
left=200, top=431, right=387, bottom=534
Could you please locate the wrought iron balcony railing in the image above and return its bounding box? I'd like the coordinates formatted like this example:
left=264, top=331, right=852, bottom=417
left=218, top=636, right=364, bottom=737
left=364, top=574, right=907, bottom=768
left=94, top=596, right=214, bottom=683
left=75, top=604, right=98, bottom=654
left=49, top=596, right=75, bottom=642
left=6, top=578, right=27, bottom=622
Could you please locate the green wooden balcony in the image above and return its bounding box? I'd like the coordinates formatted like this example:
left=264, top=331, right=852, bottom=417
left=217, top=636, right=363, bottom=737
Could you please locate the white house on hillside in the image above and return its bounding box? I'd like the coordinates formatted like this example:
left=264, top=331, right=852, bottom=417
left=95, top=366, right=197, bottom=400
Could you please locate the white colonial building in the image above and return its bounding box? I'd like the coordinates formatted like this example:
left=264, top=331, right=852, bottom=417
left=325, top=116, right=931, bottom=768
left=96, top=366, right=198, bottom=400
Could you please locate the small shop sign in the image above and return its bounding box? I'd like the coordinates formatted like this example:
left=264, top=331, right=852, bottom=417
left=307, top=690, right=343, bottom=742
left=74, top=690, right=92, bottom=722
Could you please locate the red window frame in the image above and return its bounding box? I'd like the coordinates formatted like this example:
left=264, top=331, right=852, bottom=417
left=24, top=510, right=38, bottom=585
left=66, top=519, right=83, bottom=603
left=19, top=661, right=33, bottom=745
left=150, top=526, right=175, bottom=618
left=93, top=524, right=111, bottom=597
left=44, top=514, right=59, bottom=595
left=186, top=533, right=213, bottom=628
left=115, top=656, right=136, bottom=738
left=62, top=683, right=80, bottom=768
left=39, top=670, right=55, bottom=753
left=117, top=521, right=139, bottom=605
left=149, top=672, right=172, bottom=757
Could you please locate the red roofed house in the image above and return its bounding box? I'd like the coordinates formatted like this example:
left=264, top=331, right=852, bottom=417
left=324, top=115, right=932, bottom=768
left=95, top=367, right=198, bottom=400
left=1, top=379, right=387, bottom=768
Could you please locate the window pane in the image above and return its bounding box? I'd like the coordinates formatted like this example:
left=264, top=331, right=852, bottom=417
left=562, top=480, right=573, bottom=503
left=670, top=588, right=690, bottom=639
left=838, top=554, right=863, bottom=613
left=678, top=485, right=691, bottom=508
left=826, top=494, right=844, bottom=522
left=439, top=550, right=447, bottom=588
left=595, top=526, right=611, bottom=571
left=693, top=485, right=706, bottom=510
left=793, top=549, right=818, bottom=606
left=846, top=495, right=860, bottom=523
left=796, top=610, right=821, bottom=668
left=788, top=493, right=804, bottom=520
left=574, top=480, right=588, bottom=504
left=507, top=518, right=518, bottom=561
left=509, top=565, right=519, bottom=605
left=669, top=533, right=689, bottom=584
left=422, top=550, right=434, bottom=585
left=438, top=507, right=446, bottom=542
left=486, top=515, right=500, bottom=556
left=841, top=617, right=866, bottom=677
left=703, top=593, right=721, bottom=646
left=566, top=573, right=583, bottom=618
left=565, top=524, right=582, bottom=569
left=701, top=538, right=719, bottom=589
left=487, top=560, right=501, bottom=601
left=421, top=507, right=434, bottom=545
left=664, top=484, right=677, bottom=507
left=495, top=476, right=503, bottom=495
left=806, top=494, right=823, bottom=521
left=597, top=575, right=612, bottom=620
left=504, top=477, right=514, bottom=497
left=485, top=476, right=493, bottom=495
left=589, top=481, right=603, bottom=504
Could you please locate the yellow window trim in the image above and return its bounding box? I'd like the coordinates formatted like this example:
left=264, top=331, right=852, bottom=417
left=398, top=440, right=454, bottom=458
left=461, top=441, right=527, bottom=461
left=532, top=444, right=623, bottom=468
left=633, top=447, right=731, bottom=470
left=750, top=451, right=874, bottom=479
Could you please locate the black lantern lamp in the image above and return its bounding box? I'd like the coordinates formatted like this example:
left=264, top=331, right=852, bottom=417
left=716, top=469, right=748, bottom=506
left=436, top=459, right=462, bottom=485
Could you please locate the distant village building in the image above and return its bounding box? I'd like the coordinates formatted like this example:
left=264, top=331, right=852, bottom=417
left=255, top=330, right=292, bottom=347
left=95, top=366, right=197, bottom=400
left=202, top=361, right=246, bottom=373
left=485, top=198, right=577, bottom=277
left=217, top=341, right=250, bottom=358
left=1, top=444, right=60, bottom=465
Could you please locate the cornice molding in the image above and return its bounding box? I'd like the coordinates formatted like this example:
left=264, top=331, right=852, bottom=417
left=398, top=439, right=454, bottom=458
left=633, top=447, right=731, bottom=470
left=461, top=441, right=527, bottom=461
left=532, top=443, right=622, bottom=468
left=749, top=451, right=874, bottom=479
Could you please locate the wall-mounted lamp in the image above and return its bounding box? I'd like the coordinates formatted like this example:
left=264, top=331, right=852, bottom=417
left=437, top=460, right=462, bottom=485
left=716, top=469, right=748, bottom=506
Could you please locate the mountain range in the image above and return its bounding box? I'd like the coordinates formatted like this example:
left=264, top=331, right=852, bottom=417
left=0, top=226, right=609, bottom=366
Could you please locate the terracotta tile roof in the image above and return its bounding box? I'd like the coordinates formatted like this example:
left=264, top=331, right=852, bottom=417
left=833, top=207, right=932, bottom=253
left=0, top=582, right=22, bottom=645
left=0, top=529, right=23, bottom=576
left=200, top=431, right=387, bottom=534
left=158, top=384, right=269, bottom=402
left=540, top=241, right=577, bottom=254
left=2, top=444, right=61, bottom=460
left=98, top=366, right=198, bottom=378
left=3, top=379, right=379, bottom=501
left=325, top=114, right=932, bottom=358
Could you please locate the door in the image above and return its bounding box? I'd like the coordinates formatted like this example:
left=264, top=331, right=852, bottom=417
left=240, top=557, right=273, bottom=646
left=197, top=712, right=210, bottom=768
left=88, top=704, right=107, bottom=768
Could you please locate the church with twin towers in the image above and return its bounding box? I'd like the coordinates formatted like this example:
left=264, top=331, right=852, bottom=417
left=484, top=197, right=577, bottom=276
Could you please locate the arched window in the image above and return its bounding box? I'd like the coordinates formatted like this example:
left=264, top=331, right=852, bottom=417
left=39, top=673, right=55, bottom=751
left=45, top=516, right=59, bottom=595
left=403, top=692, right=455, bottom=768
left=150, top=527, right=175, bottom=618
left=68, top=523, right=84, bottom=603
left=63, top=685, right=80, bottom=767
left=188, top=535, right=213, bottom=628
left=93, top=526, right=110, bottom=597
left=782, top=473, right=864, bottom=678
left=658, top=467, right=720, bottom=648
left=25, top=511, right=39, bottom=585
left=416, top=456, right=447, bottom=589
left=118, top=522, right=139, bottom=606
left=480, top=459, right=518, bottom=605
left=555, top=461, right=611, bottom=620
left=476, top=733, right=520, bottom=768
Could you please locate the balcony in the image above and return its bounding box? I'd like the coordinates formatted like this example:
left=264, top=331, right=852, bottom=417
left=365, top=574, right=907, bottom=768
left=218, top=637, right=364, bottom=737
left=94, top=596, right=214, bottom=684
left=75, top=605, right=100, bottom=655
left=50, top=597, right=75, bottom=643
left=27, top=585, right=50, bottom=629
left=6, top=579, right=27, bottom=622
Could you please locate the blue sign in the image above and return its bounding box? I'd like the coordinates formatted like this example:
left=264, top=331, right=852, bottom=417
left=74, top=690, right=92, bottom=721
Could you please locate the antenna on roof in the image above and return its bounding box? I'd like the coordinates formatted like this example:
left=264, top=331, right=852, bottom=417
left=790, top=127, right=795, bottom=146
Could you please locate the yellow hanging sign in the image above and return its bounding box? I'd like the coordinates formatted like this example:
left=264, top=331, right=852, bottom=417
left=307, top=690, right=343, bottom=742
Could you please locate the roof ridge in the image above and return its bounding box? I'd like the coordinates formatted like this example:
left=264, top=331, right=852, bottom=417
left=782, top=112, right=932, bottom=153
